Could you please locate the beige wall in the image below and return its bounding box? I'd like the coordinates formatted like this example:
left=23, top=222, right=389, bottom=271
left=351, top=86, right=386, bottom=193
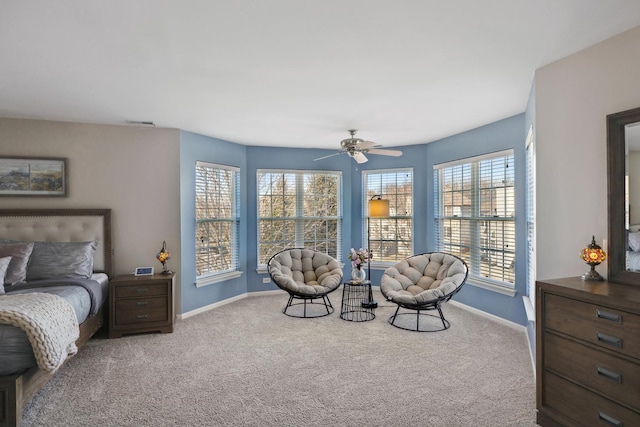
left=0, top=119, right=181, bottom=298
left=535, top=25, right=640, bottom=280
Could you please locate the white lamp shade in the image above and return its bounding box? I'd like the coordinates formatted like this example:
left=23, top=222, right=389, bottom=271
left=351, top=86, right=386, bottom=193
left=369, top=198, right=389, bottom=218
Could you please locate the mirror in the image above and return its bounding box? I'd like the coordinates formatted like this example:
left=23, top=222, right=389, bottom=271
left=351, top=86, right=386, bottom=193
left=607, top=106, right=640, bottom=285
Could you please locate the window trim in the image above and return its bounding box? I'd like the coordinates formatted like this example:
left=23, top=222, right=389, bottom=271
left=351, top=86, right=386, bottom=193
left=195, top=161, right=241, bottom=287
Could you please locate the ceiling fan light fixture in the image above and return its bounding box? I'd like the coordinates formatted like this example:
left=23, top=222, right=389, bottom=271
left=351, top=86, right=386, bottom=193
left=313, top=129, right=403, bottom=163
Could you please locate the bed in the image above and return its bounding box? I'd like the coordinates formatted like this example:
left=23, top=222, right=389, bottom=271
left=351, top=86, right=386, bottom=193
left=0, top=209, right=112, bottom=427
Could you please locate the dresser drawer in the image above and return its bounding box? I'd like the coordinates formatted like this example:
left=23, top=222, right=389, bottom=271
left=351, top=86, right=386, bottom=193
left=544, top=332, right=640, bottom=412
left=114, top=297, right=168, bottom=325
left=114, top=282, right=168, bottom=299
left=544, top=371, right=640, bottom=426
left=545, top=293, right=640, bottom=359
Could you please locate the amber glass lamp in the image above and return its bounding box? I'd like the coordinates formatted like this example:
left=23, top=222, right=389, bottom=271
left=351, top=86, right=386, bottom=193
left=580, top=235, right=606, bottom=281
left=156, top=240, right=173, bottom=275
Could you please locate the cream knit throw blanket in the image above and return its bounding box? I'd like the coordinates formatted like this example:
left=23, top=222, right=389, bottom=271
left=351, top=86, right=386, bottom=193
left=0, top=293, right=79, bottom=373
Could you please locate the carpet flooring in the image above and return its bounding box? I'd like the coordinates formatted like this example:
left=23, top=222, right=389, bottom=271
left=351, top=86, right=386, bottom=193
left=21, top=290, right=537, bottom=426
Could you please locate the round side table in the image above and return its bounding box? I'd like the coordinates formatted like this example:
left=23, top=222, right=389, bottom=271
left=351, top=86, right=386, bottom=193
left=340, top=280, right=376, bottom=322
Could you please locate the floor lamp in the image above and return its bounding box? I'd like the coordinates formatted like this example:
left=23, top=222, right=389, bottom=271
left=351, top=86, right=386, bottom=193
left=363, top=195, right=390, bottom=309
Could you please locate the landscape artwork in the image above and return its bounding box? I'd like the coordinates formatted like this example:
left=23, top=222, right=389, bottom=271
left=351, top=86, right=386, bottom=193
left=0, top=157, right=67, bottom=196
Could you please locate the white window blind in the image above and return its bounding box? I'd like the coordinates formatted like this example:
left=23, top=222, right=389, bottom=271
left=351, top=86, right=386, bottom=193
left=526, top=128, right=536, bottom=306
left=257, top=170, right=342, bottom=265
left=195, top=161, right=240, bottom=279
left=363, top=169, right=413, bottom=264
left=434, top=150, right=515, bottom=287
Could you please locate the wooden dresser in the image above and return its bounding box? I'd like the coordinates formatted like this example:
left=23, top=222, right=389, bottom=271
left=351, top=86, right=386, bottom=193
left=109, top=273, right=175, bottom=338
left=536, top=277, right=640, bottom=426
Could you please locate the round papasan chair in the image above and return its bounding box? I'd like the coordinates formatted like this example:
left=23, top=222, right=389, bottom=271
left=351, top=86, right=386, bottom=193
left=381, top=252, right=468, bottom=332
left=267, top=248, right=343, bottom=318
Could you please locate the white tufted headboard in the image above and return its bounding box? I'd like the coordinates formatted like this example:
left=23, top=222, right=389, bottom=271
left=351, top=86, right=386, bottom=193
left=0, top=209, right=112, bottom=277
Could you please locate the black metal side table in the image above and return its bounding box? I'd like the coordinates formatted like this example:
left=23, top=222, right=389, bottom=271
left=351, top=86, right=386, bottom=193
left=340, top=280, right=376, bottom=322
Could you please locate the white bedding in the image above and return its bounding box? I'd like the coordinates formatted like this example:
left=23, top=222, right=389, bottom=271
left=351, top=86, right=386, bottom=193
left=627, top=250, right=640, bottom=271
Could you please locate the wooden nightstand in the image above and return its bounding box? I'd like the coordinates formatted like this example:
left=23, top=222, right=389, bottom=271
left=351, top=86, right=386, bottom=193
left=109, top=273, right=175, bottom=338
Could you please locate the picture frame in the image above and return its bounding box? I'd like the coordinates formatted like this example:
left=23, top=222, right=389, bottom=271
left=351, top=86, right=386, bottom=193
left=134, top=267, right=154, bottom=276
left=0, top=156, right=67, bottom=197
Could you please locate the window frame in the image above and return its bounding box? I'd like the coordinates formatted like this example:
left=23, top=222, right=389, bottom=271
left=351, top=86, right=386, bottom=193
left=256, top=169, right=342, bottom=268
left=434, top=149, right=515, bottom=292
left=195, top=161, right=241, bottom=287
left=362, top=168, right=414, bottom=268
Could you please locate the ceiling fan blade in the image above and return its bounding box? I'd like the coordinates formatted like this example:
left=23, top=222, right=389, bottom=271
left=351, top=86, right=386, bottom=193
left=353, top=152, right=368, bottom=164
left=358, top=140, right=378, bottom=149
left=367, top=148, right=403, bottom=157
left=314, top=152, right=342, bottom=161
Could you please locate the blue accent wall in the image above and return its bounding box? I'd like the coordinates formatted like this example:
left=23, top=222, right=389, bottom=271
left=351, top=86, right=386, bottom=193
left=244, top=146, right=355, bottom=292
left=424, top=114, right=527, bottom=324
left=179, top=114, right=528, bottom=325
left=179, top=130, right=248, bottom=313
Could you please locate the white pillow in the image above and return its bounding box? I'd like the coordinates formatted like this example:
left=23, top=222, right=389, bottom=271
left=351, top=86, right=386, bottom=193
left=629, top=231, right=640, bottom=252
left=0, top=256, right=11, bottom=294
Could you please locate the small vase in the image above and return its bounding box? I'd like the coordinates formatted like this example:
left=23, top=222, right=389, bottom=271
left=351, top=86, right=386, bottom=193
left=351, top=267, right=366, bottom=283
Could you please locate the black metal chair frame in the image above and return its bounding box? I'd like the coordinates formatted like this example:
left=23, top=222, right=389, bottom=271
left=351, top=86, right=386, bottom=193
left=282, top=293, right=334, bottom=318
left=267, top=248, right=342, bottom=318
left=383, top=252, right=468, bottom=332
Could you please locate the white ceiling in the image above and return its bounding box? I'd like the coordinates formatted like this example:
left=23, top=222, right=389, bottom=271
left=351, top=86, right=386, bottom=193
left=2, top=1, right=640, bottom=150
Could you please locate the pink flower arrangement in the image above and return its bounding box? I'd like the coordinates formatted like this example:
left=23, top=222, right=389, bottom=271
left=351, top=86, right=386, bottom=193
left=348, top=248, right=372, bottom=270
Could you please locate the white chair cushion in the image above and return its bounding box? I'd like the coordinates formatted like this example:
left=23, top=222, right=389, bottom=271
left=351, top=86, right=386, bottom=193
left=268, top=249, right=343, bottom=296
left=381, top=253, right=467, bottom=306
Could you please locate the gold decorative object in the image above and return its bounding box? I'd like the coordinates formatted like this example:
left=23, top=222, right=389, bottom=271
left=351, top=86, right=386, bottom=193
left=580, top=235, right=606, bottom=281
left=156, top=240, right=173, bottom=275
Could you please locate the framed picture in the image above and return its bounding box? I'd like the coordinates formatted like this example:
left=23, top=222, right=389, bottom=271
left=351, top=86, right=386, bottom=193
left=0, top=156, right=67, bottom=196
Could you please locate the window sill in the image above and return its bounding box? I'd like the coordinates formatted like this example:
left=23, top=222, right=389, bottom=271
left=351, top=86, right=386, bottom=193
left=466, top=277, right=516, bottom=297
left=196, top=271, right=243, bottom=288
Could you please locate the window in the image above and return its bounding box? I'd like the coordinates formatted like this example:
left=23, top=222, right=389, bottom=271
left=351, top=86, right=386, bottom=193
left=363, top=169, right=413, bottom=264
left=195, top=161, right=240, bottom=283
left=434, top=150, right=515, bottom=287
left=526, top=128, right=536, bottom=306
left=257, top=170, right=341, bottom=266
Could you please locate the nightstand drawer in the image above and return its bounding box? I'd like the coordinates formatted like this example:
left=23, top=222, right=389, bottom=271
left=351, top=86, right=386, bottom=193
left=544, top=332, right=640, bottom=412
left=544, top=372, right=640, bottom=427
left=114, top=297, right=168, bottom=324
left=545, top=293, right=640, bottom=359
left=114, top=283, right=168, bottom=299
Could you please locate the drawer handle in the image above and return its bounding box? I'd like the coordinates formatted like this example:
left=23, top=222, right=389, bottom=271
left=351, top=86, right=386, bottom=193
left=597, top=309, right=622, bottom=324
left=598, top=411, right=623, bottom=427
left=597, top=332, right=622, bottom=348
left=136, top=287, right=149, bottom=293
left=136, top=301, right=148, bottom=306
left=597, top=366, right=622, bottom=384
left=136, top=314, right=148, bottom=320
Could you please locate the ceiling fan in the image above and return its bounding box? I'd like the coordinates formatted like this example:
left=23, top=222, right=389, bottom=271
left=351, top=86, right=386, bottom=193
left=314, top=129, right=403, bottom=164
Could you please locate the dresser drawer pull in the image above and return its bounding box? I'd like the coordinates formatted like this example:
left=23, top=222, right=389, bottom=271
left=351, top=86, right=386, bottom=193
left=597, top=332, right=622, bottom=348
left=136, top=314, right=148, bottom=320
left=597, top=309, right=622, bottom=324
left=598, top=411, right=623, bottom=426
left=136, top=287, right=149, bottom=293
left=136, top=301, right=148, bottom=307
left=596, top=366, right=622, bottom=383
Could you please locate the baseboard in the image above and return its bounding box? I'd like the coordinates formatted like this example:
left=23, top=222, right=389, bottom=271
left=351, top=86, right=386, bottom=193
left=178, top=290, right=282, bottom=320
left=448, top=300, right=525, bottom=331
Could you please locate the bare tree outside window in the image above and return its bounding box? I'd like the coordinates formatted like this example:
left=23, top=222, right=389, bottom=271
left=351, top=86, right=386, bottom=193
left=257, top=170, right=341, bottom=265
left=195, top=162, right=240, bottom=278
